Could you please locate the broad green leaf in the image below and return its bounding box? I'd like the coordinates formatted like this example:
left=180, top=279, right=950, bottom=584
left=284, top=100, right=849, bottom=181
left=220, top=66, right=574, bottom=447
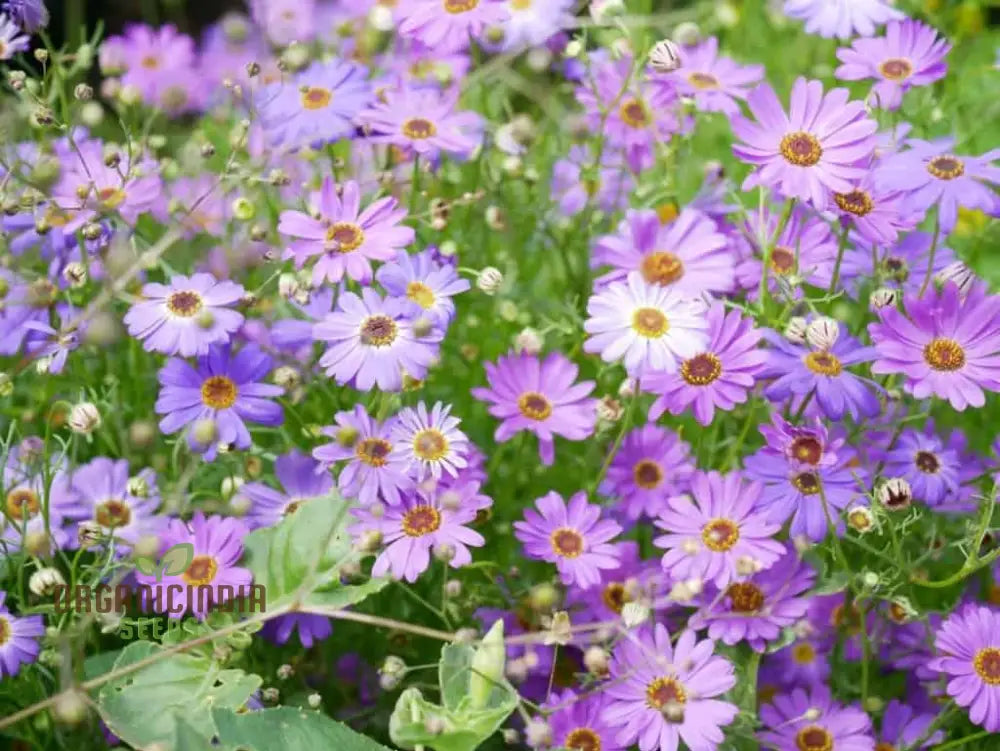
left=96, top=641, right=261, bottom=749
left=212, top=706, right=392, bottom=751
left=160, top=542, right=195, bottom=577
left=171, top=715, right=220, bottom=751
left=133, top=555, right=158, bottom=576
left=83, top=649, right=123, bottom=680
left=242, top=495, right=389, bottom=613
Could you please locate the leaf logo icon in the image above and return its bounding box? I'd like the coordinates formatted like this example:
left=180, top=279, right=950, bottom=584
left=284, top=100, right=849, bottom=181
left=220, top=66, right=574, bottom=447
left=134, top=543, right=195, bottom=582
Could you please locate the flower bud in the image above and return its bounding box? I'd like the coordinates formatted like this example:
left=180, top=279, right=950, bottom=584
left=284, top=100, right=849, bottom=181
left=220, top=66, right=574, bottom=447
left=673, top=21, right=701, bottom=46
left=307, top=692, right=321, bottom=708
left=52, top=690, right=88, bottom=726
left=525, top=719, right=551, bottom=748
left=278, top=272, right=299, bottom=298
left=261, top=687, right=280, bottom=703
left=379, top=655, right=406, bottom=690
left=847, top=505, right=874, bottom=534
left=528, top=582, right=559, bottom=611
left=869, top=287, right=898, bottom=310
left=936, top=261, right=977, bottom=296
left=877, top=477, right=912, bottom=511
left=444, top=579, right=462, bottom=598
left=77, top=521, right=103, bottom=549
left=476, top=267, right=503, bottom=295
left=660, top=701, right=685, bottom=723
left=273, top=365, right=300, bottom=391
left=784, top=316, right=808, bottom=344
left=220, top=476, right=244, bottom=499
left=0, top=372, right=13, bottom=397
left=369, top=4, right=394, bottom=31
left=433, top=542, right=456, bottom=562
left=583, top=646, right=609, bottom=676
left=68, top=402, right=101, bottom=434
left=803, top=707, right=822, bottom=721
left=191, top=418, right=218, bottom=446
left=805, top=317, right=839, bottom=351
left=276, top=663, right=294, bottom=680
left=29, top=567, right=66, bottom=596
left=514, top=327, right=543, bottom=355
left=62, top=262, right=87, bottom=288
left=589, top=0, right=625, bottom=23
left=597, top=396, right=624, bottom=423
left=74, top=83, right=94, bottom=101
left=618, top=377, right=637, bottom=398
left=469, top=619, right=506, bottom=709
left=648, top=39, right=682, bottom=73
left=127, top=475, right=149, bottom=498
left=622, top=601, right=650, bottom=627
left=502, top=729, right=520, bottom=744
left=231, top=197, right=256, bottom=221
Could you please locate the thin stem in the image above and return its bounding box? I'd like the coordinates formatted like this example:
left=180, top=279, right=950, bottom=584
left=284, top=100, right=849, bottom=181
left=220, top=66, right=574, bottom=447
left=933, top=730, right=990, bottom=750
left=918, top=212, right=941, bottom=297
left=828, top=223, right=849, bottom=295
left=758, top=198, right=796, bottom=313
left=300, top=606, right=457, bottom=642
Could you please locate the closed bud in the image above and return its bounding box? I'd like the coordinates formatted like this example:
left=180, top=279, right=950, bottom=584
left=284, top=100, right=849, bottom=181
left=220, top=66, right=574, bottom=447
left=622, top=601, right=650, bottom=627
left=444, top=579, right=462, bottom=598
left=805, top=317, right=840, bottom=351
left=358, top=529, right=383, bottom=553
left=278, top=272, right=300, bottom=298
left=127, top=475, right=149, bottom=498
left=62, top=262, right=87, bottom=288
left=276, top=663, right=294, bottom=680
left=597, top=396, right=624, bottom=423
left=231, top=196, right=255, bottom=221
left=433, top=542, right=456, bottom=562
left=261, top=687, right=280, bottom=703
left=888, top=598, right=917, bottom=623
left=618, top=377, right=637, bottom=398
left=936, top=261, right=977, bottom=296
left=307, top=692, right=321, bottom=708
left=34, top=48, right=49, bottom=63
left=412, top=316, right=434, bottom=338
left=469, top=620, right=506, bottom=709
left=249, top=224, right=267, bottom=242
left=661, top=701, right=685, bottom=723
left=29, top=567, right=66, bottom=596
left=528, top=582, right=559, bottom=611
left=220, top=476, right=244, bottom=499
left=51, top=690, right=88, bottom=726
left=673, top=21, right=701, bottom=46
left=191, top=417, right=219, bottom=446
left=68, top=402, right=101, bottom=434
left=525, top=720, right=551, bottom=748
left=200, top=142, right=216, bottom=158
left=74, top=83, right=94, bottom=101
left=784, top=316, right=808, bottom=344
left=485, top=205, right=505, bottom=230
left=245, top=61, right=261, bottom=78
left=0, top=372, right=14, bottom=397
left=502, top=729, right=520, bottom=745
left=81, top=222, right=103, bottom=241
left=514, top=327, right=543, bottom=355
left=803, top=707, right=822, bottom=721
left=861, top=570, right=880, bottom=589
left=877, top=477, right=912, bottom=511
left=77, top=521, right=103, bottom=549
left=379, top=655, right=406, bottom=690
left=273, top=365, right=300, bottom=390
left=336, top=425, right=359, bottom=447
left=869, top=287, right=898, bottom=310
left=583, top=646, right=609, bottom=675
left=476, top=267, right=503, bottom=295
left=128, top=420, right=157, bottom=448
left=735, top=555, right=760, bottom=576
left=648, top=39, right=682, bottom=73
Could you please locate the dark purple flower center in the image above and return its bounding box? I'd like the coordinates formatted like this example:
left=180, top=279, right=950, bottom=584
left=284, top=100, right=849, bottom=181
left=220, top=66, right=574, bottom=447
left=727, top=582, right=765, bottom=613
left=974, top=647, right=1000, bottom=685
left=687, top=72, right=719, bottom=90
left=795, top=726, right=833, bottom=751
left=5, top=488, right=40, bottom=520
left=878, top=57, right=913, bottom=81
left=201, top=376, right=238, bottom=409
left=96, top=499, right=132, bottom=528
left=632, top=459, right=663, bottom=489
left=356, top=438, right=392, bottom=467
left=779, top=131, right=822, bottom=167
left=403, top=505, right=441, bottom=537
left=792, top=471, right=821, bottom=495
left=518, top=391, right=553, bottom=421
left=927, top=155, right=965, bottom=180
left=640, top=251, right=684, bottom=286
left=702, top=518, right=740, bottom=552
left=790, top=436, right=823, bottom=465
left=565, top=727, right=601, bottom=751
left=550, top=527, right=584, bottom=558
left=619, top=98, right=649, bottom=128
left=914, top=450, right=941, bottom=474
left=360, top=315, right=399, bottom=347
left=183, top=555, right=218, bottom=586
left=403, top=117, right=437, bottom=140
left=681, top=352, right=722, bottom=386
left=833, top=189, right=874, bottom=217
left=166, top=290, right=203, bottom=317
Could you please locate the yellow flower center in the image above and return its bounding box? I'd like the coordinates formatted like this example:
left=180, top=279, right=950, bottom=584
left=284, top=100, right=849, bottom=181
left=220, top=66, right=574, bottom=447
left=403, top=117, right=437, bottom=140
left=301, top=86, right=332, bottom=110
left=645, top=676, right=687, bottom=709
left=680, top=353, right=722, bottom=386
left=632, top=459, right=663, bottom=489
left=141, top=55, right=159, bottom=69
left=803, top=351, right=842, bottom=376
left=550, top=527, right=584, bottom=558
left=927, top=155, right=965, bottom=180
left=834, top=189, right=874, bottom=217
left=727, top=582, right=765, bottom=613
left=510, top=0, right=532, bottom=8
left=565, top=727, right=601, bottom=751
left=5, top=488, right=40, bottom=520
left=325, top=222, right=365, bottom=252
left=360, top=315, right=398, bottom=347
left=780, top=131, right=823, bottom=167
left=356, top=438, right=392, bottom=467
left=403, top=505, right=442, bottom=536
left=166, top=290, right=203, bottom=317
left=619, top=98, right=650, bottom=128
left=923, top=337, right=965, bottom=371
left=413, top=429, right=448, bottom=461
left=878, top=57, right=913, bottom=81
left=631, top=307, right=669, bottom=338
left=518, top=392, right=553, bottom=421
left=687, top=72, right=720, bottom=89
left=640, top=251, right=684, bottom=286
left=97, top=187, right=127, bottom=210
left=95, top=499, right=132, bottom=528
left=974, top=647, right=1000, bottom=685
left=701, top=518, right=740, bottom=552
left=406, top=281, right=436, bottom=309
left=444, top=0, right=478, bottom=12
left=201, top=376, right=238, bottom=409
left=0, top=617, right=10, bottom=646
left=796, top=726, right=833, bottom=751
left=791, top=642, right=816, bottom=664
left=182, top=555, right=219, bottom=587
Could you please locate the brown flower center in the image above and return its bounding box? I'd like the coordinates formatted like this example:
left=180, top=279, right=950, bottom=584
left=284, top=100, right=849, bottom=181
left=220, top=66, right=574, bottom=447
left=602, top=582, right=631, bottom=613
left=141, top=55, right=160, bottom=69
left=645, top=676, right=687, bottom=709
left=0, top=617, right=10, bottom=646
left=403, top=117, right=437, bottom=140
left=631, top=307, right=669, bottom=338
left=974, top=647, right=1000, bottom=685
left=878, top=57, right=913, bottom=81
left=325, top=222, right=365, bottom=252
left=360, top=315, right=398, bottom=347
left=687, top=72, right=719, bottom=89
left=201, top=376, right=238, bottom=409
left=875, top=744, right=896, bottom=751
left=300, top=86, right=332, bottom=110
left=632, top=459, right=663, bottom=489
left=166, top=290, right=203, bottom=317
left=619, top=98, right=649, bottom=128
left=770, top=246, right=796, bottom=274
left=356, top=438, right=392, bottom=467
left=403, top=505, right=442, bottom=536
left=803, top=351, right=842, bottom=376
left=565, top=727, right=602, bottom=751
left=95, top=499, right=132, bottom=528
left=914, top=450, right=940, bottom=474
left=727, top=582, right=765, bottom=613
left=518, top=392, right=553, bottom=421
left=834, top=189, right=874, bottom=217
left=790, top=436, right=823, bottom=465
left=550, top=527, right=584, bottom=558
left=640, top=251, right=684, bottom=286
left=923, top=338, right=965, bottom=371
left=5, top=488, right=41, bottom=521
left=792, top=471, right=821, bottom=495
left=681, top=352, right=722, bottom=386
left=182, top=555, right=219, bottom=587
left=780, top=131, right=823, bottom=167
left=927, top=155, right=965, bottom=180
left=796, top=726, right=833, bottom=751
left=702, top=518, right=740, bottom=552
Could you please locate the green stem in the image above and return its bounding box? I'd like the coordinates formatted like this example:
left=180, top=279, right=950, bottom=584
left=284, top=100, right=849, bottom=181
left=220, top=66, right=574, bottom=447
left=828, top=223, right=849, bottom=295
left=918, top=212, right=941, bottom=297
left=758, top=197, right=796, bottom=313
left=934, top=730, right=990, bottom=750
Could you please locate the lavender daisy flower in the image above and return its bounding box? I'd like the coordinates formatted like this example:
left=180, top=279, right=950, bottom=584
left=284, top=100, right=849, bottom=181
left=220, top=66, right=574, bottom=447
left=112, top=24, right=203, bottom=113
left=261, top=614, right=332, bottom=649
left=0, top=13, right=29, bottom=59
left=313, top=406, right=412, bottom=506
left=471, top=350, right=597, bottom=466
left=601, top=424, right=694, bottom=521
left=763, top=637, right=830, bottom=690
left=0, top=271, right=54, bottom=356
left=258, top=59, right=371, bottom=149
left=689, top=548, right=815, bottom=652
left=583, top=272, right=709, bottom=378
left=877, top=700, right=943, bottom=749
left=314, top=288, right=442, bottom=392
left=602, top=625, right=738, bottom=751
left=877, top=138, right=1000, bottom=231
left=0, top=591, right=44, bottom=678
left=155, top=344, right=284, bottom=461
left=500, top=0, right=571, bottom=51
left=658, top=37, right=764, bottom=116
left=654, top=471, right=785, bottom=588
left=360, top=86, right=482, bottom=159
left=398, top=0, right=508, bottom=52
left=643, top=303, right=767, bottom=426
left=591, top=208, right=735, bottom=297
left=760, top=324, right=883, bottom=420
left=135, top=512, right=253, bottom=619
left=392, top=401, right=469, bottom=481
left=279, top=178, right=414, bottom=286
left=830, top=170, right=915, bottom=246
left=929, top=604, right=1000, bottom=731
left=744, top=446, right=866, bottom=540
left=124, top=273, right=245, bottom=357
left=839, top=230, right=956, bottom=300
left=759, top=685, right=875, bottom=749
left=1, top=0, right=48, bottom=32
left=869, top=281, right=1000, bottom=410
left=732, top=78, right=878, bottom=207
left=354, top=484, right=485, bottom=583
left=879, top=421, right=981, bottom=508
left=514, top=491, right=622, bottom=589
left=550, top=145, right=634, bottom=216
left=783, top=0, right=904, bottom=40
left=541, top=689, right=624, bottom=751
left=757, top=413, right=842, bottom=469
left=836, top=20, right=950, bottom=110
left=22, top=319, right=78, bottom=374
left=249, top=0, right=315, bottom=46
left=67, top=458, right=159, bottom=548
left=564, top=542, right=668, bottom=626
left=2, top=451, right=74, bottom=555
left=375, top=249, right=470, bottom=325
left=240, top=451, right=334, bottom=529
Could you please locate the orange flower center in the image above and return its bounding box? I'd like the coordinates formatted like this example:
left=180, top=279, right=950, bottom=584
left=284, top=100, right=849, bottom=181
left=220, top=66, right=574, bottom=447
left=701, top=518, right=740, bottom=552
left=923, top=338, right=965, bottom=371
left=550, top=527, right=584, bottom=558
left=201, top=376, right=238, bottom=409
left=780, top=131, right=823, bottom=167
left=403, top=505, right=442, bottom=536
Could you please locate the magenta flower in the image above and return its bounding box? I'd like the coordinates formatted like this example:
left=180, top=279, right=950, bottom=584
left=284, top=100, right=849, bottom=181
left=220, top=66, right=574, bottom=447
left=398, top=0, right=508, bottom=52
left=876, top=138, right=1000, bottom=231
left=360, top=86, right=482, bottom=159
left=644, top=302, right=767, bottom=426
left=602, top=625, right=738, bottom=751
left=836, top=19, right=950, bottom=110
left=514, top=491, right=622, bottom=589
left=654, top=471, right=785, bottom=588
left=591, top=208, right=735, bottom=297
left=110, top=24, right=205, bottom=114
left=783, top=0, right=904, bottom=40
left=278, top=178, right=414, bottom=285
left=0, top=591, right=44, bottom=678
left=658, top=37, right=764, bottom=116
left=759, top=685, right=875, bottom=749
left=929, top=604, right=1000, bottom=732
left=602, top=424, right=695, bottom=521
left=732, top=78, right=878, bottom=207
left=124, top=273, right=245, bottom=357
left=869, top=281, right=1000, bottom=410
left=135, top=512, right=253, bottom=619
left=471, top=350, right=597, bottom=466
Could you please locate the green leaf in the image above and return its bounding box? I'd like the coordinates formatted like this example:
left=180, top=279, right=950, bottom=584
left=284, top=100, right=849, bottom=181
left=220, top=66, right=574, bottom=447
left=242, top=494, right=389, bottom=612
left=812, top=571, right=851, bottom=596
left=95, top=641, right=261, bottom=749
left=160, top=542, right=195, bottom=577
left=83, top=649, right=123, bottom=680
left=171, top=715, right=220, bottom=751
left=212, top=706, right=392, bottom=751
left=133, top=555, right=158, bottom=576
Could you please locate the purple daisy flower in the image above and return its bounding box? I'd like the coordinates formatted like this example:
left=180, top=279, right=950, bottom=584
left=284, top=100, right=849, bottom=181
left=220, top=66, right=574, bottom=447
left=360, top=86, right=482, bottom=159
left=258, top=59, right=372, bottom=149
left=0, top=13, right=29, bottom=59
left=67, top=458, right=159, bottom=548
left=0, top=591, right=44, bottom=678
left=0, top=271, right=52, bottom=356
left=760, top=323, right=883, bottom=420
left=22, top=319, right=78, bottom=374
left=658, top=37, right=764, bottom=116
left=375, top=248, right=470, bottom=325
left=602, top=625, right=738, bottom=751
left=112, top=24, right=206, bottom=114
left=124, top=273, right=245, bottom=357
left=783, top=0, right=904, bottom=40
left=249, top=0, right=315, bottom=46
left=135, top=512, right=253, bottom=619
left=155, top=343, right=284, bottom=461
left=836, top=19, right=950, bottom=111
left=583, top=272, right=709, bottom=378
left=471, top=350, right=597, bottom=466
left=759, top=685, right=875, bottom=750
left=643, top=303, right=767, bottom=426
left=877, top=138, right=1000, bottom=232
left=392, top=401, right=470, bottom=481
left=564, top=541, right=669, bottom=627
left=314, top=288, right=442, bottom=392
left=541, top=689, right=625, bottom=751
left=929, top=604, right=1000, bottom=732
left=744, top=445, right=866, bottom=540
left=240, top=451, right=334, bottom=529
left=839, top=230, right=956, bottom=300
left=732, top=78, right=878, bottom=207
left=601, top=424, right=695, bottom=522
left=762, top=637, right=831, bottom=690
left=1, top=450, right=74, bottom=555
left=499, top=0, right=571, bottom=51
left=830, top=170, right=916, bottom=246
left=398, top=0, right=508, bottom=52
left=514, top=491, right=622, bottom=589
left=261, top=613, right=332, bottom=649
left=757, top=413, right=842, bottom=469
left=591, top=207, right=735, bottom=297
left=550, top=144, right=634, bottom=217
left=689, top=547, right=815, bottom=652
left=869, top=281, right=1000, bottom=410
left=353, top=483, right=485, bottom=583
left=278, top=178, right=414, bottom=286
left=313, top=405, right=413, bottom=506
left=878, top=700, right=943, bottom=749
left=654, top=471, right=786, bottom=588
left=1, top=0, right=48, bottom=32
left=879, top=421, right=982, bottom=508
